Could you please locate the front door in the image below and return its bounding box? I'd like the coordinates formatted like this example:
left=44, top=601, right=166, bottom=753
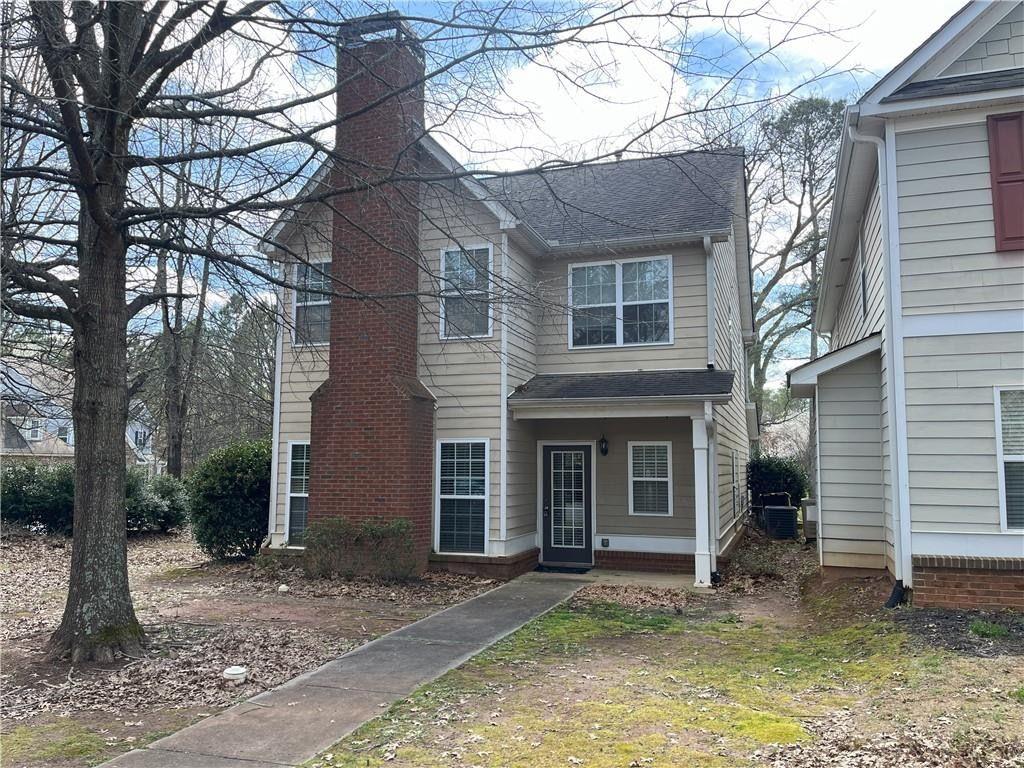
left=541, top=445, right=593, bottom=565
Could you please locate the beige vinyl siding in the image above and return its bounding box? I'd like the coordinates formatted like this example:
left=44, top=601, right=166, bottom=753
left=832, top=174, right=886, bottom=349
left=896, top=120, right=1024, bottom=316
left=903, top=332, right=1024, bottom=533
left=419, top=184, right=505, bottom=544
left=710, top=237, right=750, bottom=549
left=941, top=2, right=1024, bottom=76
left=816, top=351, right=886, bottom=569
left=533, top=245, right=708, bottom=373
left=272, top=209, right=333, bottom=539
left=533, top=418, right=696, bottom=538
left=503, top=237, right=540, bottom=543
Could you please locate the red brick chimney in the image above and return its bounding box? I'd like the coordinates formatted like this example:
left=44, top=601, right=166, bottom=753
left=309, top=14, right=434, bottom=570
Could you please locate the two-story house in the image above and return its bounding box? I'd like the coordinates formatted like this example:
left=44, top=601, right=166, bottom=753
left=1, top=362, right=160, bottom=473
left=264, top=15, right=756, bottom=587
left=789, top=1, right=1024, bottom=609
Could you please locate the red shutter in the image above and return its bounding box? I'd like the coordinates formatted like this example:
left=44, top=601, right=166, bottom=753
left=987, top=111, right=1024, bottom=253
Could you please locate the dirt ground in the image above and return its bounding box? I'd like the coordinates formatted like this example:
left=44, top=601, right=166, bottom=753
left=308, top=531, right=1024, bottom=768
left=0, top=528, right=498, bottom=768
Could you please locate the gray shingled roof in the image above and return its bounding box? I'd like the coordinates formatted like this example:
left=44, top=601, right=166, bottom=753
left=481, top=149, right=744, bottom=247
left=507, top=369, right=735, bottom=401
left=882, top=68, right=1024, bottom=102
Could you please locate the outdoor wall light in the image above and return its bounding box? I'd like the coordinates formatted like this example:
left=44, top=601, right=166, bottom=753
left=598, top=435, right=609, bottom=456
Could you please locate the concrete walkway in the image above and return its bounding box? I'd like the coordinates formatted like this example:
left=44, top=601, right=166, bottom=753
left=104, top=574, right=585, bottom=767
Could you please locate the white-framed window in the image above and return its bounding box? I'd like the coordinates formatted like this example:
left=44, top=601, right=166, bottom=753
left=293, top=261, right=331, bottom=346
left=287, top=442, right=310, bottom=545
left=628, top=441, right=673, bottom=516
left=995, top=387, right=1024, bottom=530
left=436, top=439, right=488, bottom=553
left=440, top=245, right=492, bottom=339
left=57, top=425, right=70, bottom=444
left=569, top=256, right=672, bottom=348
left=25, top=418, right=41, bottom=441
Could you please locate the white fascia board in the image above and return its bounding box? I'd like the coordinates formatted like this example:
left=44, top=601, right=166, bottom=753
left=510, top=400, right=709, bottom=421
left=419, top=134, right=520, bottom=229
left=859, top=1, right=990, bottom=106
left=787, top=333, right=882, bottom=397
left=260, top=162, right=332, bottom=254
left=861, top=88, right=1024, bottom=120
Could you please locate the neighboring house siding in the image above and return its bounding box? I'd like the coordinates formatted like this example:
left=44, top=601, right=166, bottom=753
left=903, top=331, right=1024, bottom=533
left=711, top=237, right=749, bottom=549
left=533, top=417, right=696, bottom=539
left=533, top=245, right=708, bottom=374
left=940, top=3, right=1024, bottom=76
left=418, top=186, right=504, bottom=545
left=817, top=351, right=886, bottom=569
left=832, top=175, right=886, bottom=349
left=272, top=210, right=332, bottom=538
left=896, top=119, right=1024, bottom=316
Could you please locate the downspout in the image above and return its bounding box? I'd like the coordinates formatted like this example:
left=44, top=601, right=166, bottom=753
left=847, top=122, right=909, bottom=607
left=704, top=236, right=716, bottom=369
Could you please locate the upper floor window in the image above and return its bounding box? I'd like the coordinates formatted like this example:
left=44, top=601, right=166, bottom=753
left=134, top=430, right=147, bottom=450
left=569, top=256, right=672, bottom=348
left=57, top=425, right=70, bottom=444
left=996, top=387, right=1024, bottom=530
left=24, top=418, right=41, bottom=441
left=294, top=261, right=331, bottom=346
left=441, top=246, right=491, bottom=339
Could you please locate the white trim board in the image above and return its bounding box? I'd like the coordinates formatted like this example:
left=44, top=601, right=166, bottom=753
left=788, top=334, right=882, bottom=398
left=267, top=278, right=286, bottom=546
left=912, top=531, right=1024, bottom=559
left=488, top=532, right=537, bottom=558
left=594, top=534, right=696, bottom=555
left=903, top=310, right=1024, bottom=338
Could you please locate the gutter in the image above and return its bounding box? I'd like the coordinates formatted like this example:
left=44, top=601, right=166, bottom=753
left=846, top=119, right=912, bottom=602
left=507, top=392, right=732, bottom=407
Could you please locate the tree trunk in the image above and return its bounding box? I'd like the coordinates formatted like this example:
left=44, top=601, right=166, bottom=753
left=47, top=221, right=142, bottom=663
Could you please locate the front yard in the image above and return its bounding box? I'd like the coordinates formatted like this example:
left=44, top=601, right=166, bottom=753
left=0, top=529, right=496, bottom=767
left=309, top=534, right=1024, bottom=768
left=2, top=529, right=1023, bottom=768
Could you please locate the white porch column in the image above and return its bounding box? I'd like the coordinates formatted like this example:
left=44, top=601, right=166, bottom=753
left=692, top=416, right=713, bottom=587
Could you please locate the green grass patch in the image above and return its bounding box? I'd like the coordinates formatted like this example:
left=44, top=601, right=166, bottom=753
left=969, top=619, right=1010, bottom=639
left=1, top=721, right=107, bottom=763
left=1011, top=687, right=1024, bottom=704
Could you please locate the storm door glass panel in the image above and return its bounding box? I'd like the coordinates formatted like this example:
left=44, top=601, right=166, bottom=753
left=439, top=441, right=487, bottom=552
left=550, top=450, right=586, bottom=547
left=1000, top=389, right=1024, bottom=528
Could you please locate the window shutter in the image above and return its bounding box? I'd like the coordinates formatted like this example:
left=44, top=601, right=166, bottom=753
left=987, top=112, right=1024, bottom=253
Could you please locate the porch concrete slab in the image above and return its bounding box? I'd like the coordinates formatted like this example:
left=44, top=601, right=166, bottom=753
left=100, top=575, right=584, bottom=768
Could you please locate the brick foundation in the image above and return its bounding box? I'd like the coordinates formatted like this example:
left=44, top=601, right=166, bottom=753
left=594, top=550, right=696, bottom=573
left=429, top=549, right=540, bottom=580
left=912, top=556, right=1024, bottom=611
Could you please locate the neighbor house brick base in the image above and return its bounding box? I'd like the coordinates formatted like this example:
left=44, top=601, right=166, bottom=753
left=594, top=550, right=696, bottom=573
left=912, top=556, right=1024, bottom=611
left=429, top=549, right=540, bottom=580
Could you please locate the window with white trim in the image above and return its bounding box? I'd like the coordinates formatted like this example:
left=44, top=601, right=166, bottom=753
left=997, top=388, right=1024, bottom=529
left=288, top=443, right=310, bottom=545
left=441, top=247, right=491, bottom=338
left=25, top=418, right=41, bottom=441
left=628, top=442, right=672, bottom=516
left=294, top=262, right=331, bottom=346
left=438, top=441, right=487, bottom=552
left=570, top=257, right=671, bottom=348
left=57, top=425, right=70, bottom=444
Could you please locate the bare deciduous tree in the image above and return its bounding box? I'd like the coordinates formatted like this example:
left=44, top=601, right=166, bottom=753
left=2, top=0, right=841, bottom=661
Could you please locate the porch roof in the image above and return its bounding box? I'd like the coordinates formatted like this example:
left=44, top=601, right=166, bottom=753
left=508, top=369, right=734, bottom=404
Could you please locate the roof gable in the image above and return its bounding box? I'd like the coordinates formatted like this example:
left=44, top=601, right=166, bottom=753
left=860, top=1, right=1021, bottom=107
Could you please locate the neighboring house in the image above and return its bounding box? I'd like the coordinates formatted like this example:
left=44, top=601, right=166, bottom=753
left=263, top=15, right=756, bottom=586
left=788, top=1, right=1024, bottom=609
left=1, top=362, right=161, bottom=474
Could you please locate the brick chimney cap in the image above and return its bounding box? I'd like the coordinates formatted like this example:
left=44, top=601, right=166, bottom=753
left=338, top=11, right=421, bottom=53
